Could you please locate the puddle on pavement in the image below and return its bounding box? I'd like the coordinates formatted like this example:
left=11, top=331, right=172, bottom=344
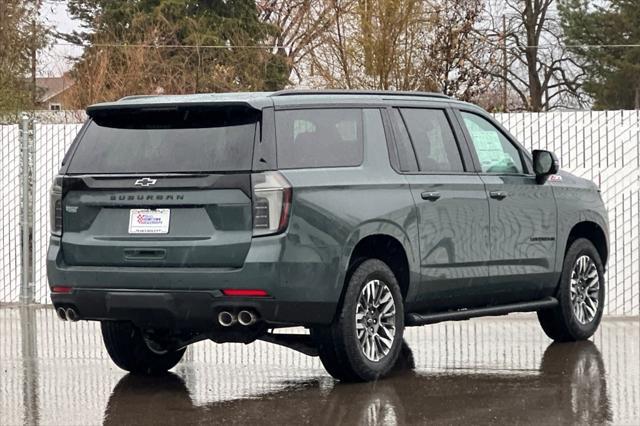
left=1, top=308, right=638, bottom=425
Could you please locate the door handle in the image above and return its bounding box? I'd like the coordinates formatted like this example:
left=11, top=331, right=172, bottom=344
left=421, top=191, right=441, bottom=201
left=489, top=191, right=508, bottom=200
left=124, top=248, right=166, bottom=260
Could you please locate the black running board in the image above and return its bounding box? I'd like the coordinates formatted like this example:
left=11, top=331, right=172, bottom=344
left=406, top=297, right=558, bottom=327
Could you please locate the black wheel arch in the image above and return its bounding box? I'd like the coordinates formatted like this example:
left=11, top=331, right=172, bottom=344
left=347, top=234, right=411, bottom=300
left=564, top=221, right=608, bottom=268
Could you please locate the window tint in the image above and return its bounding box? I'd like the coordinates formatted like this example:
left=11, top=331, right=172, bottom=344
left=276, top=108, right=364, bottom=168
left=399, top=108, right=464, bottom=172
left=68, top=106, right=258, bottom=174
left=460, top=112, right=524, bottom=174
left=362, top=109, right=387, bottom=161
left=391, top=109, right=418, bottom=172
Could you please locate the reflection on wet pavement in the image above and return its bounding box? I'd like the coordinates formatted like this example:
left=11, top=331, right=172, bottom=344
left=1, top=307, right=638, bottom=425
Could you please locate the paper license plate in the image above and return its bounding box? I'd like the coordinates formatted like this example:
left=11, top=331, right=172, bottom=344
left=128, top=209, right=170, bottom=234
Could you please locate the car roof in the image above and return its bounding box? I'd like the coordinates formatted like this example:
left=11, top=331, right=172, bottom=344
left=85, top=90, right=481, bottom=115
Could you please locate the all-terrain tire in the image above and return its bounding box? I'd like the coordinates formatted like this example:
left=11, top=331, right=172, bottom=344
left=312, top=259, right=405, bottom=382
left=537, top=238, right=605, bottom=341
left=101, top=321, right=186, bottom=375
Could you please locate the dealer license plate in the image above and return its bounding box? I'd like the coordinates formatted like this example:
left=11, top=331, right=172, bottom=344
left=128, top=209, right=170, bottom=234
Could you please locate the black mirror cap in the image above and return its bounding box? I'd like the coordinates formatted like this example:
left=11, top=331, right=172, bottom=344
left=532, top=150, right=559, bottom=184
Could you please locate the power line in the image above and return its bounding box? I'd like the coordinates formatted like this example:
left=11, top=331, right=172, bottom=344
left=50, top=42, right=288, bottom=49
left=563, top=44, right=640, bottom=49
left=48, top=42, right=640, bottom=49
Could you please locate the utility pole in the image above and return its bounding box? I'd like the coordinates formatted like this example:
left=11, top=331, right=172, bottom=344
left=30, top=3, right=38, bottom=107
left=29, top=0, right=42, bottom=109
left=502, top=14, right=508, bottom=112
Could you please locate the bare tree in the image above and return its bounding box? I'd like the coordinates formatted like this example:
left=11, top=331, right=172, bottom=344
left=0, top=0, right=48, bottom=111
left=257, top=1, right=333, bottom=84
left=301, top=0, right=489, bottom=98
left=423, top=0, right=488, bottom=99
left=477, top=0, right=585, bottom=111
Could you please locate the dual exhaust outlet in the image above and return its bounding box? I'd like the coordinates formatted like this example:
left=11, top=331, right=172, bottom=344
left=218, top=310, right=258, bottom=327
left=56, top=307, right=79, bottom=322
left=57, top=305, right=257, bottom=326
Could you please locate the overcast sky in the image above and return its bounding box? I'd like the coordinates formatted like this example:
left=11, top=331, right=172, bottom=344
left=40, top=0, right=82, bottom=76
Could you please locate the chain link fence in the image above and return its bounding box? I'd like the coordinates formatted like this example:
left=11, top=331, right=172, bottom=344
left=0, top=123, right=22, bottom=303
left=0, top=110, right=638, bottom=315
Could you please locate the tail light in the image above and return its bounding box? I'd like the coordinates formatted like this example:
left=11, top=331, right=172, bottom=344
left=50, top=175, right=63, bottom=236
left=252, top=171, right=292, bottom=236
left=222, top=289, right=269, bottom=297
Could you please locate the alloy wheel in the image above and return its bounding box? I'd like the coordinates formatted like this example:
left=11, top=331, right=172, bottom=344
left=570, top=255, right=600, bottom=324
left=356, top=279, right=396, bottom=362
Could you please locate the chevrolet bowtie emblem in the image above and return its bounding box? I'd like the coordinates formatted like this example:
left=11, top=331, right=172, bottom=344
left=134, top=178, right=157, bottom=187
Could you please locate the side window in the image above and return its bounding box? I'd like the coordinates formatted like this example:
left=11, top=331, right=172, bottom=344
left=390, top=109, right=418, bottom=172
left=276, top=108, right=364, bottom=168
left=460, top=112, right=524, bottom=174
left=398, top=108, right=464, bottom=172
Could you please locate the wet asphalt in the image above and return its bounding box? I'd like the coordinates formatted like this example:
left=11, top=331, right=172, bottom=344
left=1, top=308, right=638, bottom=425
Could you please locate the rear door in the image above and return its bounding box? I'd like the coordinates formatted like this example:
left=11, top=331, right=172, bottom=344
left=388, top=105, right=492, bottom=311
left=60, top=104, right=259, bottom=269
left=455, top=109, right=557, bottom=303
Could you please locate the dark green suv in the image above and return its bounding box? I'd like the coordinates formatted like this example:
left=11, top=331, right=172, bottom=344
left=48, top=90, right=609, bottom=382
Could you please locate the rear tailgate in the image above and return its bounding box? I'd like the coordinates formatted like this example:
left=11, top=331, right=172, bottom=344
left=60, top=104, right=258, bottom=268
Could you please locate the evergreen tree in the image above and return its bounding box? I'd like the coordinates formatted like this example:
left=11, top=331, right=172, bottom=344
left=62, top=0, right=290, bottom=107
left=560, top=0, right=640, bottom=109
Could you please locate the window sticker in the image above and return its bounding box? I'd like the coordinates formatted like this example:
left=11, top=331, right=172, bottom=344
left=469, top=130, right=506, bottom=168
left=462, top=113, right=521, bottom=173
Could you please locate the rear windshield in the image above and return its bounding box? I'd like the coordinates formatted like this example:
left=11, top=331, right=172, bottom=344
left=67, top=105, right=258, bottom=174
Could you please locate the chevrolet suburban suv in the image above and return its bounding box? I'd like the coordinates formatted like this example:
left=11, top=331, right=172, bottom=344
left=48, top=90, right=609, bottom=382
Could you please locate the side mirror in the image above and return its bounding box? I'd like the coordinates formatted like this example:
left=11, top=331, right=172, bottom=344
left=532, top=150, right=559, bottom=184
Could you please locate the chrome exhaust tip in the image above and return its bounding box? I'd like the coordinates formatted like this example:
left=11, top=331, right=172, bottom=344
left=56, top=307, right=67, bottom=321
left=65, top=307, right=79, bottom=322
left=218, top=311, right=236, bottom=327
left=238, top=310, right=257, bottom=326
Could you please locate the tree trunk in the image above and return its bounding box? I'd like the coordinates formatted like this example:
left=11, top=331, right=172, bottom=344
left=526, top=48, right=543, bottom=112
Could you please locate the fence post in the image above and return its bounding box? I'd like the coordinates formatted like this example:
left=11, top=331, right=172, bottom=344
left=19, top=113, right=34, bottom=304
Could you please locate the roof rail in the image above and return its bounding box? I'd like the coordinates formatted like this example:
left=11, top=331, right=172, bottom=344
left=118, top=94, right=160, bottom=101
left=270, top=89, right=450, bottom=100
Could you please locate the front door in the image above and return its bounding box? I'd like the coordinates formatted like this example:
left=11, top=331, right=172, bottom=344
left=388, top=106, right=491, bottom=311
left=457, top=110, right=558, bottom=304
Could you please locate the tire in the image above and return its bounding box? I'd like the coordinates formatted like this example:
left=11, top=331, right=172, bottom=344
left=537, top=238, right=605, bottom=341
left=312, top=259, right=405, bottom=382
left=101, top=321, right=186, bottom=375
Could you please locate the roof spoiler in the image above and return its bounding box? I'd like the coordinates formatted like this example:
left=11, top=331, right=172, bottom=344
left=86, top=100, right=261, bottom=118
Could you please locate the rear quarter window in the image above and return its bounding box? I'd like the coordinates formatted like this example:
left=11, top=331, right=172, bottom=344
left=275, top=108, right=364, bottom=169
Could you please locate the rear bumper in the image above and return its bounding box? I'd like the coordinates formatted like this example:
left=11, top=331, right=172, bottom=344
left=47, top=236, right=339, bottom=327
left=50, top=289, right=334, bottom=329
